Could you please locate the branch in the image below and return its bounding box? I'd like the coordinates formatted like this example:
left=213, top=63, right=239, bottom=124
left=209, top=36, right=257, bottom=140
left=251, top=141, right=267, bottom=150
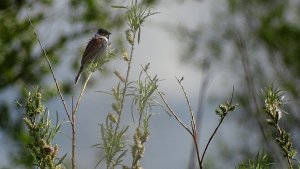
left=188, top=64, right=211, bottom=169
left=158, top=91, right=193, bottom=136
left=176, top=77, right=197, bottom=133
left=176, top=77, right=201, bottom=168
left=200, top=117, right=224, bottom=164
left=114, top=32, right=136, bottom=133
left=73, top=73, right=92, bottom=114
left=71, top=73, right=92, bottom=169
left=141, top=65, right=193, bottom=135
left=28, top=11, right=71, bottom=122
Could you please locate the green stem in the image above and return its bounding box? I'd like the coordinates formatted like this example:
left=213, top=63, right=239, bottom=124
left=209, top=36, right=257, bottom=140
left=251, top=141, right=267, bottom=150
left=200, top=117, right=225, bottom=166
left=72, top=73, right=92, bottom=169
left=115, top=33, right=136, bottom=132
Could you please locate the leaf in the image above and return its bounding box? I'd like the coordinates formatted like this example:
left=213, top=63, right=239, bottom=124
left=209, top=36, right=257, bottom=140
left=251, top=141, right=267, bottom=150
left=115, top=150, right=128, bottom=166
left=95, top=156, right=105, bottom=169
left=138, top=28, right=141, bottom=44
left=57, top=153, right=67, bottom=165
left=111, top=5, right=128, bottom=9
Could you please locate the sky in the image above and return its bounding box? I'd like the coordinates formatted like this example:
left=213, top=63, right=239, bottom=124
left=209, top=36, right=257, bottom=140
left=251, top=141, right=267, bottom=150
left=0, top=0, right=243, bottom=168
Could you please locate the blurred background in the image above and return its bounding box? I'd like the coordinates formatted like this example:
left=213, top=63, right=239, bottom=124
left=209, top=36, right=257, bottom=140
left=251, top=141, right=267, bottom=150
left=0, top=0, right=300, bottom=168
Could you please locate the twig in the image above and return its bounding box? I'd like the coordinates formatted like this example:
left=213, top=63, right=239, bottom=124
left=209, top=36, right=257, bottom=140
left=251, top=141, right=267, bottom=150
left=188, top=65, right=210, bottom=169
left=73, top=73, right=92, bottom=114
left=200, top=117, right=224, bottom=164
left=71, top=73, right=92, bottom=169
left=71, top=96, right=75, bottom=169
left=157, top=91, right=193, bottom=136
left=115, top=33, right=136, bottom=133
left=200, top=86, right=235, bottom=166
left=27, top=11, right=71, bottom=122
left=176, top=77, right=201, bottom=168
left=141, top=65, right=192, bottom=134
left=176, top=77, right=197, bottom=133
left=191, top=129, right=201, bottom=169
left=28, top=10, right=94, bottom=169
left=142, top=65, right=204, bottom=169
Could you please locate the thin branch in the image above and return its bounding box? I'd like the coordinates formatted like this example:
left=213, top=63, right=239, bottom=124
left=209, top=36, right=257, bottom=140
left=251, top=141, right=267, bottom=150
left=141, top=65, right=192, bottom=135
left=115, top=33, right=136, bottom=133
left=176, top=77, right=202, bottom=169
left=71, top=73, right=92, bottom=169
left=158, top=91, right=193, bottom=136
left=73, top=73, right=92, bottom=114
left=200, top=117, right=224, bottom=164
left=192, top=131, right=202, bottom=169
left=71, top=96, right=75, bottom=169
left=188, top=64, right=211, bottom=169
left=71, top=113, right=76, bottom=169
left=176, top=77, right=197, bottom=132
left=27, top=11, right=71, bottom=122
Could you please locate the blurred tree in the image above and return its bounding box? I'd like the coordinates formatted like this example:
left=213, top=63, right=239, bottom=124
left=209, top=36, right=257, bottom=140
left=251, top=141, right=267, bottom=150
left=0, top=0, right=159, bottom=167
left=176, top=0, right=300, bottom=168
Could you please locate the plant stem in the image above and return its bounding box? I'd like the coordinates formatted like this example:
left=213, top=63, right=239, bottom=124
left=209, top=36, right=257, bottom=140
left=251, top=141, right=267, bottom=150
left=200, top=117, right=224, bottom=166
left=72, top=106, right=76, bottom=169
left=28, top=12, right=71, bottom=121
left=189, top=123, right=201, bottom=169
left=115, top=33, right=136, bottom=132
left=176, top=78, right=202, bottom=168
left=71, top=73, right=92, bottom=169
left=188, top=64, right=210, bottom=169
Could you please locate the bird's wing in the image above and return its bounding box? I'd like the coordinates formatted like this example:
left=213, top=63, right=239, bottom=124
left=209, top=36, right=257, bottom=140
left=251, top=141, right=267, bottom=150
left=81, top=37, right=106, bottom=64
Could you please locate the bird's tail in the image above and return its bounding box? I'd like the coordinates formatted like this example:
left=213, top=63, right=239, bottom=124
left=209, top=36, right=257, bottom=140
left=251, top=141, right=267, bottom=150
left=74, top=65, right=83, bottom=85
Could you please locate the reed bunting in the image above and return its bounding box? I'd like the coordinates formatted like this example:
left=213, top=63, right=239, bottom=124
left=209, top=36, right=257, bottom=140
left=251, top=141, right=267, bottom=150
left=75, top=28, right=111, bottom=84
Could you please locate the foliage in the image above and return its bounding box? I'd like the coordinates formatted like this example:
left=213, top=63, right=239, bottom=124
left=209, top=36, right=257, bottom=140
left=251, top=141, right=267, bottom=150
left=95, top=117, right=128, bottom=169
left=262, top=86, right=297, bottom=168
left=0, top=0, right=160, bottom=167
left=23, top=87, right=65, bottom=169
left=237, top=153, right=272, bottom=169
left=94, top=1, right=158, bottom=169
left=173, top=0, right=300, bottom=167
left=2, top=0, right=300, bottom=168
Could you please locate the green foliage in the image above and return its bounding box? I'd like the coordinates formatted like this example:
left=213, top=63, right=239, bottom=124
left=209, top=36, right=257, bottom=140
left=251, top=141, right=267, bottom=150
left=0, top=3, right=45, bottom=89
left=112, top=0, right=159, bottom=44
left=237, top=153, right=272, bottom=169
left=258, top=3, right=300, bottom=76
left=215, top=100, right=237, bottom=119
left=95, top=1, right=158, bottom=169
left=0, top=0, right=138, bottom=166
left=23, top=87, right=65, bottom=169
left=4, top=0, right=300, bottom=168
left=126, top=121, right=150, bottom=169
left=173, top=0, right=300, bottom=167
left=125, top=65, right=157, bottom=169
left=262, top=86, right=285, bottom=124
left=262, top=86, right=297, bottom=168
left=131, top=64, right=158, bottom=125
left=87, top=47, right=116, bottom=73
left=111, top=83, right=123, bottom=115
left=94, top=116, right=128, bottom=169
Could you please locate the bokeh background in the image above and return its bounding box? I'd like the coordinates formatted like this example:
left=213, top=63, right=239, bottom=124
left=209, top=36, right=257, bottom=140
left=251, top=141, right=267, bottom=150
left=1, top=0, right=300, bottom=168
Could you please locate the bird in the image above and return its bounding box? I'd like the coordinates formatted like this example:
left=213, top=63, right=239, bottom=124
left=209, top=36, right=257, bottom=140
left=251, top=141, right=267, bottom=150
left=75, top=28, right=111, bottom=85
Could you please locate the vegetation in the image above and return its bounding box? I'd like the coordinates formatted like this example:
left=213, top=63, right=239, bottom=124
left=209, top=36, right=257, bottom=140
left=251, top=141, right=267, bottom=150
left=0, top=0, right=299, bottom=169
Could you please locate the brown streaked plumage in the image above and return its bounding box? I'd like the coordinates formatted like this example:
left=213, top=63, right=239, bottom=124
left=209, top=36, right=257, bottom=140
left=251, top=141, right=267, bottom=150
left=75, top=28, right=111, bottom=85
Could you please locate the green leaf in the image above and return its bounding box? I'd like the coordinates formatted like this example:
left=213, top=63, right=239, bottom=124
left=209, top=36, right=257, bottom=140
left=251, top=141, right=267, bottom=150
left=138, top=28, right=141, bottom=44
left=111, top=5, right=128, bottom=9
left=56, top=153, right=67, bottom=165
